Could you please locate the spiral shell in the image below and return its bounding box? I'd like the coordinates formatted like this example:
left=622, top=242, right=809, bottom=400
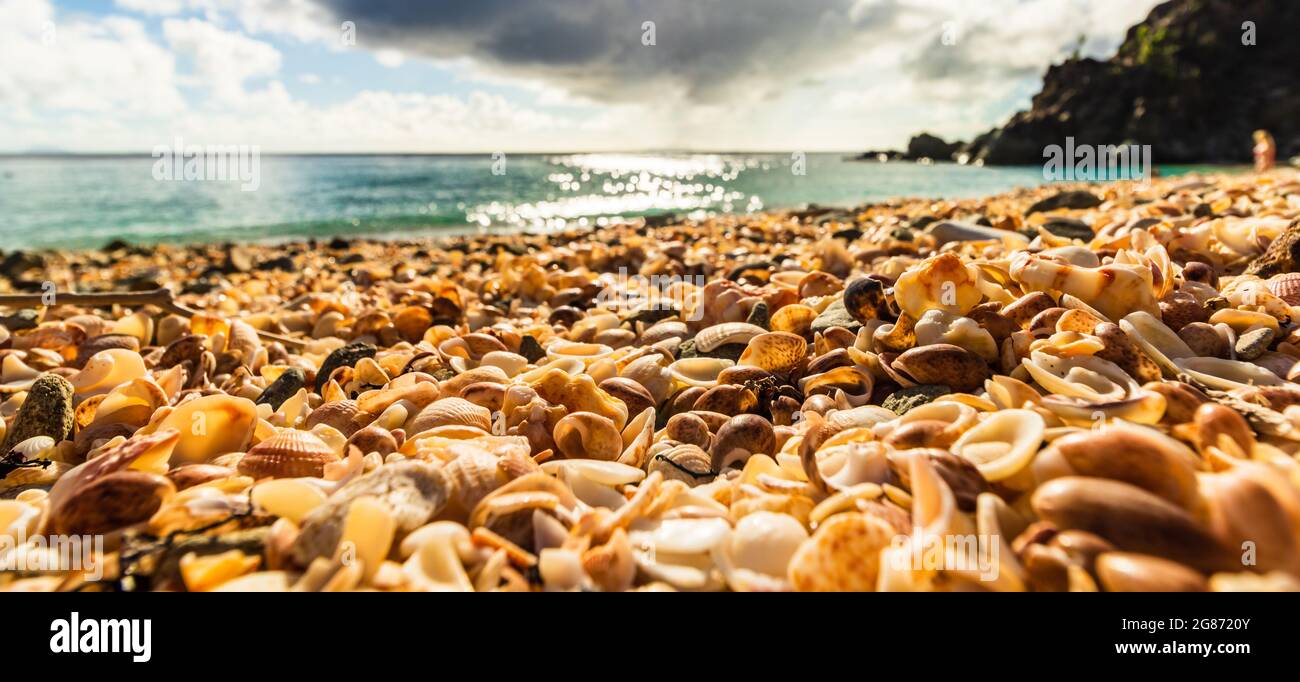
left=554, top=412, right=623, bottom=461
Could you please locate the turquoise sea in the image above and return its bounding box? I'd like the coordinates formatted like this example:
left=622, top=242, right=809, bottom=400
left=0, top=153, right=1230, bottom=250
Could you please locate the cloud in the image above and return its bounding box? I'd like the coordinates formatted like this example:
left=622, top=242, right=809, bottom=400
left=163, top=18, right=281, bottom=101
left=296, top=0, right=1159, bottom=110
left=0, top=0, right=185, bottom=118
left=304, top=0, right=876, bottom=103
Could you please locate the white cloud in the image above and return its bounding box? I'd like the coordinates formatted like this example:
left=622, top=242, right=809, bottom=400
left=163, top=18, right=281, bottom=101
left=0, top=0, right=185, bottom=119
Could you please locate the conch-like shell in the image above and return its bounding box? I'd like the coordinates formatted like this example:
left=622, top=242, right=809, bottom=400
left=529, top=368, right=628, bottom=430
left=1010, top=251, right=1158, bottom=321
left=892, top=253, right=983, bottom=320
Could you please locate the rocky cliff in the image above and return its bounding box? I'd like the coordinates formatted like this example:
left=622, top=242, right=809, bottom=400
left=943, top=0, right=1299, bottom=165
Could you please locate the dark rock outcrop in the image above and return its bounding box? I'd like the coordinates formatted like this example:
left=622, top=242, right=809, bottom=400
left=973, top=0, right=1300, bottom=165
left=904, top=132, right=962, bottom=161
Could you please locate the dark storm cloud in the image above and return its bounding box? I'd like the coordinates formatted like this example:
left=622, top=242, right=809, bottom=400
left=309, top=0, right=913, bottom=102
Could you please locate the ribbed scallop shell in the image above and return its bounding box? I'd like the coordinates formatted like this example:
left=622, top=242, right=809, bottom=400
left=238, top=429, right=338, bottom=479
left=407, top=397, right=492, bottom=436
left=1267, top=273, right=1300, bottom=306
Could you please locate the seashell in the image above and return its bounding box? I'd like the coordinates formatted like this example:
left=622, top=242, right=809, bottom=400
left=692, top=383, right=758, bottom=415
left=156, top=394, right=258, bottom=465
left=1043, top=422, right=1201, bottom=509
left=91, top=377, right=168, bottom=429
left=158, top=334, right=205, bottom=370
left=599, top=377, right=655, bottom=416
left=892, top=343, right=990, bottom=393
left=710, top=414, right=776, bottom=471
left=695, top=323, right=767, bottom=353
left=641, top=320, right=689, bottom=346
left=842, top=276, right=892, bottom=326
left=1001, top=292, right=1056, bottom=330
left=547, top=340, right=614, bottom=365
left=1197, top=464, right=1300, bottom=574
left=74, top=334, right=141, bottom=370
left=668, top=357, right=734, bottom=388
left=1031, top=476, right=1233, bottom=573
left=737, top=331, right=807, bottom=374
left=872, top=312, right=917, bottom=352
left=1193, top=403, right=1253, bottom=458
left=1092, top=323, right=1162, bottom=383
left=1208, top=307, right=1279, bottom=334
left=407, top=397, right=492, bottom=436
left=715, top=511, right=808, bottom=591
left=1, top=373, right=74, bottom=451
left=346, top=424, right=400, bottom=457
left=69, top=348, right=147, bottom=398
left=1095, top=552, right=1207, bottom=592
left=239, top=429, right=339, bottom=479
left=647, top=442, right=715, bottom=486
left=893, top=252, right=983, bottom=320
left=458, top=382, right=506, bottom=412
left=529, top=368, right=628, bottom=431
left=435, top=449, right=509, bottom=520
left=554, top=412, right=623, bottom=461
left=948, top=409, right=1044, bottom=483
left=1265, top=272, right=1300, bottom=306
left=1176, top=356, right=1284, bottom=390
left=1021, top=350, right=1136, bottom=402
left=800, top=365, right=874, bottom=399
left=665, top=413, right=712, bottom=449
left=167, top=463, right=237, bottom=490
left=1039, top=391, right=1167, bottom=426
left=1010, top=251, right=1158, bottom=321
left=305, top=400, right=367, bottom=437
left=46, top=429, right=180, bottom=535
left=914, top=310, right=998, bottom=361
left=788, top=512, right=894, bottom=592
left=292, top=460, right=450, bottom=567
left=154, top=314, right=190, bottom=347
left=770, top=304, right=817, bottom=337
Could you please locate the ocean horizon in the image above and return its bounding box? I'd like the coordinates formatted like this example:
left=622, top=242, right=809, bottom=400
left=0, top=152, right=1237, bottom=250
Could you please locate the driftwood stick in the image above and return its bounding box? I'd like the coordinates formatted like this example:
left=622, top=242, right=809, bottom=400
left=0, top=287, right=307, bottom=350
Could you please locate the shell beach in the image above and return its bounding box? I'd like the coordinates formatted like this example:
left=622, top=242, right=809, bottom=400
left=3, top=170, right=1300, bottom=593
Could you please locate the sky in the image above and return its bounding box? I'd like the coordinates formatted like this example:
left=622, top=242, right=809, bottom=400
left=0, top=0, right=1163, bottom=153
